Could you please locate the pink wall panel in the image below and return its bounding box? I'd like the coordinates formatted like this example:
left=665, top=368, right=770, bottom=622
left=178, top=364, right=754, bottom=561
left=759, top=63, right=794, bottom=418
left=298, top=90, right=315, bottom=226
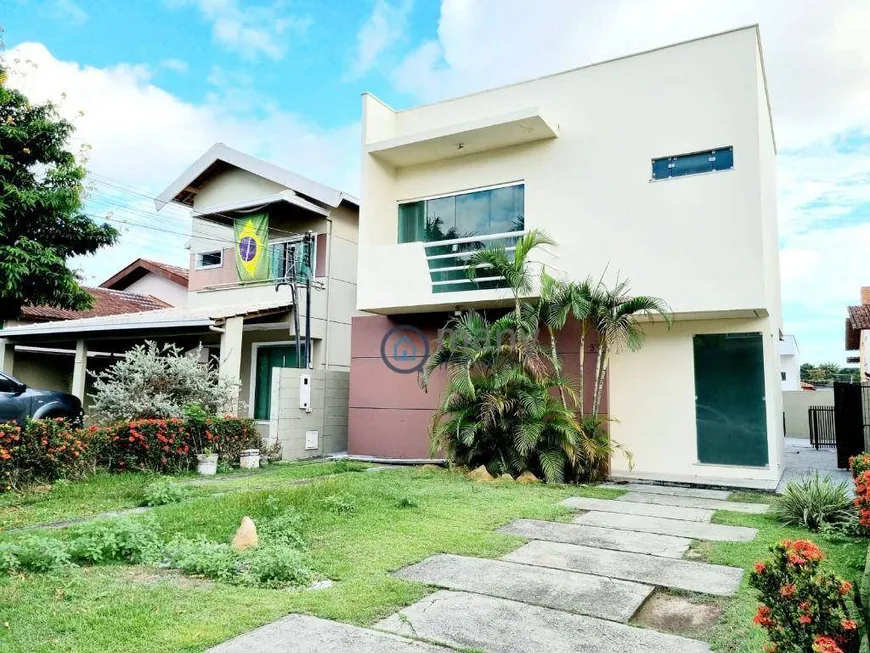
left=347, top=313, right=609, bottom=459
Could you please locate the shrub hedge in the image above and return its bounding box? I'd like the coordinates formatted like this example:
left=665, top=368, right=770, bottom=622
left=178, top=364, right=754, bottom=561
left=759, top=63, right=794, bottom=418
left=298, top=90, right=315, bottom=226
left=1, top=416, right=261, bottom=491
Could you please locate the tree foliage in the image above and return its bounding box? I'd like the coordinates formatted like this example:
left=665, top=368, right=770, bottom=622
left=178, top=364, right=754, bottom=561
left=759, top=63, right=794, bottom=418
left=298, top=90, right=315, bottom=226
left=0, top=59, right=117, bottom=323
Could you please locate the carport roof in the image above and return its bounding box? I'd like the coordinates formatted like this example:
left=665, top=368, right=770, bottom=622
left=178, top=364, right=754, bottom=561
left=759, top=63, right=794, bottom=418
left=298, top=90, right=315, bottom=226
left=0, top=300, right=291, bottom=340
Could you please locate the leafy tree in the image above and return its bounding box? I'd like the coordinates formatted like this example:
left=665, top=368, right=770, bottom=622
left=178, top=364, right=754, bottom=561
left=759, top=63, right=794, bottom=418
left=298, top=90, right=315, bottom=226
left=0, top=60, right=117, bottom=324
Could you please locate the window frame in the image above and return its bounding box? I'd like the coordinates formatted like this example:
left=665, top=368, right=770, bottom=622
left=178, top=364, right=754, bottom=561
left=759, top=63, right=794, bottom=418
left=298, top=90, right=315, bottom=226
left=269, top=235, right=318, bottom=281
left=396, top=181, right=525, bottom=244
left=195, top=249, right=224, bottom=270
left=650, top=146, right=734, bottom=182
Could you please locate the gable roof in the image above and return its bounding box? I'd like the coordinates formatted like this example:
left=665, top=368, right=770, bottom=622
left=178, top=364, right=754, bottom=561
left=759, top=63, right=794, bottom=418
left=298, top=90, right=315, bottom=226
left=20, top=287, right=169, bottom=323
left=845, top=305, right=870, bottom=351
left=153, top=143, right=359, bottom=212
left=101, top=258, right=189, bottom=291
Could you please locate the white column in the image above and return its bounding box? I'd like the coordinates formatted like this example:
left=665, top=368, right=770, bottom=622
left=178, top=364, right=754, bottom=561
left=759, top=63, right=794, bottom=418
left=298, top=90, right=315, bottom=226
left=0, top=339, right=15, bottom=376
left=219, top=316, right=245, bottom=415
left=71, top=339, right=88, bottom=400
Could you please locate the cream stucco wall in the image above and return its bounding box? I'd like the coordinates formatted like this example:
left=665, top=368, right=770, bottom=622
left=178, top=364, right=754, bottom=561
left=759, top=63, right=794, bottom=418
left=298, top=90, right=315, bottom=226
left=358, top=27, right=778, bottom=319
left=609, top=317, right=784, bottom=487
left=783, top=389, right=834, bottom=439
left=122, top=274, right=188, bottom=307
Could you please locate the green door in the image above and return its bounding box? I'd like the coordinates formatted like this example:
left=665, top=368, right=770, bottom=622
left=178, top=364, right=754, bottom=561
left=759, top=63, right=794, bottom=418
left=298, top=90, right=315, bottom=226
left=253, top=345, right=304, bottom=420
left=693, top=333, right=768, bottom=466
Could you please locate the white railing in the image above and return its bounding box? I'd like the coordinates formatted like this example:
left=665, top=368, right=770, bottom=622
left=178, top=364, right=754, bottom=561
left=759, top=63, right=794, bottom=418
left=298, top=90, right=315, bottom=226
left=423, top=230, right=526, bottom=290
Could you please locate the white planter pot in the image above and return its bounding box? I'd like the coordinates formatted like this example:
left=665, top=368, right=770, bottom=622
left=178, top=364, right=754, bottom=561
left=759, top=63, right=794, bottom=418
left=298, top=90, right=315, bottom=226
left=197, top=454, right=219, bottom=476
left=239, top=449, right=260, bottom=470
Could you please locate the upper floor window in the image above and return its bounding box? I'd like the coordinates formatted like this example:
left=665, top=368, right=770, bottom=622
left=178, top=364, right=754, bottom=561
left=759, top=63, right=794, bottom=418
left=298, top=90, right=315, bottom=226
left=398, top=183, right=525, bottom=244
left=196, top=250, right=223, bottom=269
left=651, top=147, right=734, bottom=180
left=270, top=238, right=316, bottom=282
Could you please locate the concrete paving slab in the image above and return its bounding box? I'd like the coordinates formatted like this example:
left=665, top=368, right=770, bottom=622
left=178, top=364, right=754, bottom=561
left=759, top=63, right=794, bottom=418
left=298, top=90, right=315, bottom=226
left=393, top=553, right=652, bottom=622
left=561, top=497, right=714, bottom=522
left=207, top=614, right=452, bottom=652
left=499, top=519, right=691, bottom=558
left=504, top=540, right=743, bottom=596
left=377, top=590, right=711, bottom=653
left=618, top=491, right=769, bottom=514
left=574, top=511, right=757, bottom=542
left=602, top=482, right=732, bottom=500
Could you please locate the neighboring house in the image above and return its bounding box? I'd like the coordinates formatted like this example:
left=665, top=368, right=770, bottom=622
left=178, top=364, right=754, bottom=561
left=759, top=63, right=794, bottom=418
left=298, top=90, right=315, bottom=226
left=4, top=282, right=173, bottom=393
left=779, top=335, right=800, bottom=391
left=101, top=258, right=190, bottom=307
left=0, top=144, right=360, bottom=458
left=845, top=286, right=870, bottom=378
left=351, top=26, right=784, bottom=488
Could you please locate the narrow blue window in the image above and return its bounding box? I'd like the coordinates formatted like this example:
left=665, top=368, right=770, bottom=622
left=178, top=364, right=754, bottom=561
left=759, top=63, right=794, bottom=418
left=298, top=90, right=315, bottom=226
left=652, top=147, right=734, bottom=180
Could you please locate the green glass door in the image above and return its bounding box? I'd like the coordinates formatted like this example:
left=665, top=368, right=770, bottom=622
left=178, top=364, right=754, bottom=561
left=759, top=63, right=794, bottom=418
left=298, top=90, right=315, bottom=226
left=693, top=333, right=768, bottom=466
left=253, top=345, right=304, bottom=420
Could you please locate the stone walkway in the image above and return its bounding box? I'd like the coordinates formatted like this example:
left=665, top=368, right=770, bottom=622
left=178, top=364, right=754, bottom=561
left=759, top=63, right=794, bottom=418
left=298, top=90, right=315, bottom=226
left=778, top=437, right=853, bottom=494
left=210, top=481, right=764, bottom=652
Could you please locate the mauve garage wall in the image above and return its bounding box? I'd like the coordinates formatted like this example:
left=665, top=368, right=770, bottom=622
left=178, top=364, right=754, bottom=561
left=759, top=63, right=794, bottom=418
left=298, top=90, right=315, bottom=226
left=347, top=314, right=606, bottom=460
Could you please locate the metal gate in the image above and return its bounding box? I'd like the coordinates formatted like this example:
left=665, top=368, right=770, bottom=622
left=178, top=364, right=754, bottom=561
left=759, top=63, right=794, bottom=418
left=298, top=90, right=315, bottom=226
left=808, top=406, right=836, bottom=449
left=832, top=382, right=869, bottom=469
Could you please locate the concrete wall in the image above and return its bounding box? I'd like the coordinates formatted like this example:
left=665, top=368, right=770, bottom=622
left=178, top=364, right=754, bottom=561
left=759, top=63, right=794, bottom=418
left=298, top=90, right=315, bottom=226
left=12, top=350, right=71, bottom=392
left=783, top=389, right=834, bottom=439
left=358, top=27, right=778, bottom=318
left=608, top=316, right=784, bottom=486
left=269, top=368, right=349, bottom=459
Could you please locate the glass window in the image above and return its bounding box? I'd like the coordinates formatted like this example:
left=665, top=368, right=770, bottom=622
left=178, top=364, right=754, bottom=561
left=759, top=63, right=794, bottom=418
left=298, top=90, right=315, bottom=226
left=270, top=238, right=315, bottom=281
left=196, top=250, right=223, bottom=269
left=652, top=147, right=734, bottom=180
left=398, top=184, right=524, bottom=243
left=0, top=373, right=21, bottom=393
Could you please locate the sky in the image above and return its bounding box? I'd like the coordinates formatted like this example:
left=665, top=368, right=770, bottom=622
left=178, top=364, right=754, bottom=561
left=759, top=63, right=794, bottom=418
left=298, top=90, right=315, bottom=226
left=2, top=0, right=870, bottom=365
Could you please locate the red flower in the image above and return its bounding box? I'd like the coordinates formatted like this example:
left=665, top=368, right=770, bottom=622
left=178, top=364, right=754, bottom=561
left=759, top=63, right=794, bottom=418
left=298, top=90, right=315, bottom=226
left=754, top=562, right=767, bottom=574
left=754, top=605, right=774, bottom=628
left=840, top=581, right=852, bottom=595
left=813, top=636, right=844, bottom=653
left=780, top=584, right=796, bottom=598
left=799, top=615, right=812, bottom=625
left=841, top=619, right=857, bottom=630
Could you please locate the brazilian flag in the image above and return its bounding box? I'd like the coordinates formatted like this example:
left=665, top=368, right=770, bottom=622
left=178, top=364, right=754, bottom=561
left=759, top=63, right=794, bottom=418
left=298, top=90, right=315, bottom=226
left=234, top=213, right=269, bottom=282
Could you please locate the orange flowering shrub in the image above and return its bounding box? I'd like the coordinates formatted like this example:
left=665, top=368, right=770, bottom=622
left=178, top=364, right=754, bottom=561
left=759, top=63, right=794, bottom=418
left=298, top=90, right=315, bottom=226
left=0, top=419, right=91, bottom=491
left=849, top=454, right=870, bottom=530
left=99, top=417, right=259, bottom=473
left=750, top=539, right=859, bottom=653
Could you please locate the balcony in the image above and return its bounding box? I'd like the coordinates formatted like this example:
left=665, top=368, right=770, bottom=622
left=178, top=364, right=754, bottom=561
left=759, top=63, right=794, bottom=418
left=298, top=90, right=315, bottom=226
left=424, top=231, right=526, bottom=294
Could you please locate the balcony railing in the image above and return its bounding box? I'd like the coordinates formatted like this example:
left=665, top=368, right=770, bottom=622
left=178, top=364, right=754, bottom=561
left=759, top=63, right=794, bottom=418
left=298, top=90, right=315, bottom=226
left=423, top=230, right=527, bottom=294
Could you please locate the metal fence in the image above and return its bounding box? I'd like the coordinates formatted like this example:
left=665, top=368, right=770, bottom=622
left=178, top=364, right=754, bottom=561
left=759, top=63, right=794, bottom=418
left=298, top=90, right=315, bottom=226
left=808, top=405, right=836, bottom=449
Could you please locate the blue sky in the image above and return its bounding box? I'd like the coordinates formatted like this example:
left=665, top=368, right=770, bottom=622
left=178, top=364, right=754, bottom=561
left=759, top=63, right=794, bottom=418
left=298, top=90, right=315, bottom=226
left=3, top=0, right=870, bottom=365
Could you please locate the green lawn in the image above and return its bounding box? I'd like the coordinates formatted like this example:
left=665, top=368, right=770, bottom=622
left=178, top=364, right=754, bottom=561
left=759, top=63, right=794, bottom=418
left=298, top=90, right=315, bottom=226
left=0, top=471, right=865, bottom=653
left=0, top=460, right=366, bottom=531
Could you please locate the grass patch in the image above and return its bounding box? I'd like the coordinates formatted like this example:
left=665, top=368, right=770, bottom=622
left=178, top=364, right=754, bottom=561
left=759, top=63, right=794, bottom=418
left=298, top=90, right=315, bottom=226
left=0, top=461, right=369, bottom=531
left=706, top=509, right=866, bottom=652
left=0, top=468, right=611, bottom=652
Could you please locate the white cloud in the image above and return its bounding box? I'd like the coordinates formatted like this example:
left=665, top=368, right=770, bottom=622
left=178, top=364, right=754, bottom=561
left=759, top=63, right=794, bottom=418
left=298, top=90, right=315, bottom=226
left=160, top=58, right=189, bottom=74
left=48, top=0, right=88, bottom=26
left=388, top=0, right=870, bottom=363
left=166, top=0, right=312, bottom=61
left=3, top=42, right=359, bottom=281
left=392, top=0, right=870, bottom=149
left=348, top=0, right=414, bottom=79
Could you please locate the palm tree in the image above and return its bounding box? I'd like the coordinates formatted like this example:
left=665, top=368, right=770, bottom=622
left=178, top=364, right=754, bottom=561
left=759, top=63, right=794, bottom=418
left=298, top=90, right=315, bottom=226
left=465, top=229, right=555, bottom=326
left=586, top=278, right=673, bottom=418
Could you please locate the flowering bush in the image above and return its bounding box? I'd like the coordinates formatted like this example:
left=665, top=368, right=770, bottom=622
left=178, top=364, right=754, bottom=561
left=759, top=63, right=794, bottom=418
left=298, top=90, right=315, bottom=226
left=89, top=342, right=240, bottom=423
left=750, top=539, right=859, bottom=653
left=0, top=419, right=91, bottom=491
left=849, top=454, right=870, bottom=530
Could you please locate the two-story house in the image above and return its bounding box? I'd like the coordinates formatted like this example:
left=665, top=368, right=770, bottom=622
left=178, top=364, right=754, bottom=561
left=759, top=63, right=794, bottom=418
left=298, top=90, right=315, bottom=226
left=0, top=144, right=360, bottom=458
left=349, top=26, right=785, bottom=488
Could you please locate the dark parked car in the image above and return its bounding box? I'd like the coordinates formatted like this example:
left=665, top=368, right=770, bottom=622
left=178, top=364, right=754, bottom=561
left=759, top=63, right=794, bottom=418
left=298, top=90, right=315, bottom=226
left=0, top=372, right=83, bottom=425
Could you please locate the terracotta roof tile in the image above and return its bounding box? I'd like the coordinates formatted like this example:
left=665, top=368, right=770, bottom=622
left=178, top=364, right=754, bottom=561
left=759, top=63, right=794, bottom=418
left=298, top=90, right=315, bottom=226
left=20, top=287, right=169, bottom=322
left=100, top=258, right=189, bottom=290
left=848, top=305, right=870, bottom=330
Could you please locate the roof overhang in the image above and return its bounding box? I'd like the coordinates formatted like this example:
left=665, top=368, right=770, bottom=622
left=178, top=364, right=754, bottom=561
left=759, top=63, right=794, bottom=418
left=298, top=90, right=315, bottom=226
left=154, top=143, right=359, bottom=211
left=367, top=107, right=559, bottom=167
left=191, top=191, right=330, bottom=220
left=101, top=258, right=189, bottom=290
